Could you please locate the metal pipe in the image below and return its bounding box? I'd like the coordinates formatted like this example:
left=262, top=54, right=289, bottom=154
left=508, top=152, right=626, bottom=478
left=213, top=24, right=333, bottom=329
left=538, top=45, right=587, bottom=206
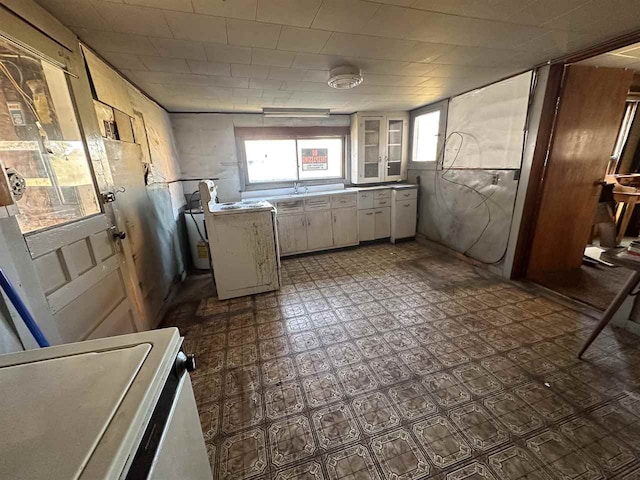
left=0, top=267, right=49, bottom=348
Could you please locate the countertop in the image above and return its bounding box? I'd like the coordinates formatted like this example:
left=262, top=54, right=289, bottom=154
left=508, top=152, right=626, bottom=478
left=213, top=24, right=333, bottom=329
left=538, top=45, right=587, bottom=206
left=263, top=184, right=418, bottom=202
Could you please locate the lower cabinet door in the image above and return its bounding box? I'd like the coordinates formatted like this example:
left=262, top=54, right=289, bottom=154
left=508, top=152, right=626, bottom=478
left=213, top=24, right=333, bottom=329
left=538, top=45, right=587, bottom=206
left=306, top=211, right=333, bottom=250
left=374, top=207, right=391, bottom=239
left=358, top=209, right=375, bottom=241
left=277, top=214, right=308, bottom=254
left=332, top=208, right=358, bottom=246
left=394, top=199, right=417, bottom=239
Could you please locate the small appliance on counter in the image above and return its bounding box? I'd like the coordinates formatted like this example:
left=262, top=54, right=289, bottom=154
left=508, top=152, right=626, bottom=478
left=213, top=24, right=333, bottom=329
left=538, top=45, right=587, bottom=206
left=199, top=181, right=281, bottom=300
left=0, top=328, right=211, bottom=480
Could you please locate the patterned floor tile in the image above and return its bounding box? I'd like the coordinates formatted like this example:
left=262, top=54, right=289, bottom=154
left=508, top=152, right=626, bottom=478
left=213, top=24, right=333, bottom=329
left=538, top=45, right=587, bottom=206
left=370, top=428, right=430, bottom=480
left=352, top=391, right=400, bottom=434
left=388, top=381, right=437, bottom=420
left=413, top=416, right=473, bottom=469
left=526, top=429, right=603, bottom=480
left=160, top=241, right=640, bottom=480
left=325, top=444, right=381, bottom=480
left=312, top=402, right=361, bottom=449
left=269, top=415, right=317, bottom=467
left=220, top=428, right=268, bottom=479
left=265, top=382, right=306, bottom=420
left=488, top=445, right=551, bottom=480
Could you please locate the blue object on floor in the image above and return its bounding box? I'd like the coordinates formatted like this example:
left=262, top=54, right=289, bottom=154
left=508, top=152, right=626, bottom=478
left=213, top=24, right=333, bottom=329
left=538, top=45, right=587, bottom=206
left=0, top=267, right=49, bottom=348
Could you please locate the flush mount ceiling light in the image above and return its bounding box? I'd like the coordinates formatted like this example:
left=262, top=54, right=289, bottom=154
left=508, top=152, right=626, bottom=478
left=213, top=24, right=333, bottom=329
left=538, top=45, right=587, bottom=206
left=262, top=108, right=330, bottom=117
left=328, top=66, right=363, bottom=90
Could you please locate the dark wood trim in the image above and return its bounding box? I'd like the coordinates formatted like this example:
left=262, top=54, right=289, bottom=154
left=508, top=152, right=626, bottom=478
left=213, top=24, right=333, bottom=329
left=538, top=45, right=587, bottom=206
left=510, top=63, right=565, bottom=279
left=234, top=126, right=350, bottom=139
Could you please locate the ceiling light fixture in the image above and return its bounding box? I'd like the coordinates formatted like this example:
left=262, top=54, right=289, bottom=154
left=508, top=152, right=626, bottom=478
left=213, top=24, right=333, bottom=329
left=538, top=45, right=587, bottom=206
left=328, top=66, right=363, bottom=89
left=262, top=108, right=330, bottom=118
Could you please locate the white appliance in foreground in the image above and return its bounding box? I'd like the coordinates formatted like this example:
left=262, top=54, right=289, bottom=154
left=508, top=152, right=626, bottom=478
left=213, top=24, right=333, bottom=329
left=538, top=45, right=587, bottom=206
left=200, top=184, right=280, bottom=300
left=0, top=328, right=211, bottom=480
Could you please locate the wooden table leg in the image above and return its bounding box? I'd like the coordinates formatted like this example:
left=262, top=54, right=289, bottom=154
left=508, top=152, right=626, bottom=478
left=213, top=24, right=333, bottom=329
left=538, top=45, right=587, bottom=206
left=578, top=270, right=640, bottom=358
left=617, top=198, right=637, bottom=245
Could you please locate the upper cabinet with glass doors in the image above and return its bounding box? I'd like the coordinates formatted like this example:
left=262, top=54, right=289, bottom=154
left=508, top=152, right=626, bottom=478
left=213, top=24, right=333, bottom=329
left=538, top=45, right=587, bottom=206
left=350, top=112, right=409, bottom=184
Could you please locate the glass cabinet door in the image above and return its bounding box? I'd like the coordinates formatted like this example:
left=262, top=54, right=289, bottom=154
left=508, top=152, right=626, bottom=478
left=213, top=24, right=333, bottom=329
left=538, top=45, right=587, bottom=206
left=362, top=118, right=382, bottom=180
left=386, top=118, right=404, bottom=179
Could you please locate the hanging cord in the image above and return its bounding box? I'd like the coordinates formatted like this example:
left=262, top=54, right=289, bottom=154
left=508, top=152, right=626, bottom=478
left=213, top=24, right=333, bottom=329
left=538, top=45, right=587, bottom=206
left=0, top=267, right=49, bottom=348
left=0, top=59, right=52, bottom=152
left=188, top=190, right=208, bottom=245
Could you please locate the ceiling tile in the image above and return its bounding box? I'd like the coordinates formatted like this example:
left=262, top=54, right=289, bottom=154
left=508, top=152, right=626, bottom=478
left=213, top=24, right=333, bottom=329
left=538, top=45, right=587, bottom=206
left=426, top=63, right=509, bottom=78
left=291, top=53, right=346, bottom=70
left=125, top=70, right=216, bottom=86
left=251, top=48, right=296, bottom=67
left=277, top=26, right=331, bottom=53
left=302, top=69, right=329, bottom=82
left=91, top=2, right=173, bottom=37
left=250, top=78, right=285, bottom=89
left=149, top=38, right=208, bottom=60
left=140, top=55, right=190, bottom=73
left=123, top=0, right=193, bottom=12
left=164, top=11, right=228, bottom=43
left=432, top=45, right=521, bottom=67
left=311, top=0, right=381, bottom=33
left=231, top=64, right=271, bottom=79
left=321, top=32, right=451, bottom=63
left=363, top=74, right=430, bottom=86
left=345, top=57, right=411, bottom=75
left=37, top=0, right=108, bottom=29
left=268, top=66, right=308, bottom=81
left=205, top=44, right=253, bottom=64
left=226, top=19, right=282, bottom=48
left=214, top=76, right=250, bottom=88
left=187, top=60, right=232, bottom=76
left=73, top=29, right=158, bottom=56
left=192, top=0, right=257, bottom=20
left=100, top=51, right=147, bottom=70
left=256, top=0, right=322, bottom=27
left=543, top=0, right=640, bottom=37
left=399, top=63, right=436, bottom=76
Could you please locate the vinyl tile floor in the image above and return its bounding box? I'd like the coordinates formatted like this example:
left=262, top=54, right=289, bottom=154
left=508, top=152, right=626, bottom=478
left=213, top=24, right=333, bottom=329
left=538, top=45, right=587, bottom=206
left=160, top=241, right=640, bottom=480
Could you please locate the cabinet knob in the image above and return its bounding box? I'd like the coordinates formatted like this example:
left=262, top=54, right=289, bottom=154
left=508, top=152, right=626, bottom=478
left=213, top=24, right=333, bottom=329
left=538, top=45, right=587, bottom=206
left=404, top=203, right=411, bottom=207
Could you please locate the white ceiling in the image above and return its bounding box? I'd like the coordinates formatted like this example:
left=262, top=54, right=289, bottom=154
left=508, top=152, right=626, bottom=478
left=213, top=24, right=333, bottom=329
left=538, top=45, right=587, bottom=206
left=579, top=42, right=640, bottom=70
left=35, top=0, right=640, bottom=113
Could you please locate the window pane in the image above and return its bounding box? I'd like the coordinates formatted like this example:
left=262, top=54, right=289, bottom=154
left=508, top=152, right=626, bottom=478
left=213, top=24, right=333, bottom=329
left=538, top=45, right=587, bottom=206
left=297, top=138, right=343, bottom=180
left=0, top=40, right=100, bottom=233
left=245, top=139, right=297, bottom=183
left=413, top=110, right=440, bottom=162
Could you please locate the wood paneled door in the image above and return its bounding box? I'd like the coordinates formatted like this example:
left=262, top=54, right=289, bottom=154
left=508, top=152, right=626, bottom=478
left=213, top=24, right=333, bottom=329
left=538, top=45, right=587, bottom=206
left=527, top=65, right=633, bottom=279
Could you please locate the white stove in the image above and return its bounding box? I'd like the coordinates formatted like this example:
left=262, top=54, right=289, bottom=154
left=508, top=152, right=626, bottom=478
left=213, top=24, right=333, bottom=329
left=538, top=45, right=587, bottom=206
left=0, top=329, right=211, bottom=480
left=199, top=182, right=280, bottom=299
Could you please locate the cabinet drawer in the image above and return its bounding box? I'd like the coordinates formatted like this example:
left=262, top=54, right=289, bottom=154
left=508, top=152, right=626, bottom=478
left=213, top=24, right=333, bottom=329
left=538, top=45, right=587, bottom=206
left=374, top=189, right=391, bottom=200
left=357, top=191, right=374, bottom=209
left=394, top=188, right=417, bottom=201
left=374, top=197, right=391, bottom=208
left=304, top=196, right=330, bottom=211
left=331, top=194, right=357, bottom=209
left=276, top=199, right=304, bottom=214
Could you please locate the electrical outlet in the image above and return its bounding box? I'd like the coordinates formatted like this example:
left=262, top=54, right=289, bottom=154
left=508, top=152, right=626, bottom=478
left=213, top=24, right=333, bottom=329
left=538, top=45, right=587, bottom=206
left=491, top=173, right=499, bottom=185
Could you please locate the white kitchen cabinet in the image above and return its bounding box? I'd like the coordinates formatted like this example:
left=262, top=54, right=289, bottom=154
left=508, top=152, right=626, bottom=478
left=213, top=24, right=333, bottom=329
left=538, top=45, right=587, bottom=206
left=350, top=112, right=409, bottom=184
left=306, top=211, right=333, bottom=250
left=374, top=208, right=391, bottom=238
left=358, top=207, right=390, bottom=241
left=332, top=208, right=358, bottom=246
left=277, top=213, right=307, bottom=254
left=358, top=210, right=375, bottom=241
left=391, top=187, right=418, bottom=242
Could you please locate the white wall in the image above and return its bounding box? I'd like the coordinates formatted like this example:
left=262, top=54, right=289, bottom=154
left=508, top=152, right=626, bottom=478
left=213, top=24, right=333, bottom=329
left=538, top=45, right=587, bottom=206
left=409, top=69, right=545, bottom=278
left=171, top=113, right=351, bottom=202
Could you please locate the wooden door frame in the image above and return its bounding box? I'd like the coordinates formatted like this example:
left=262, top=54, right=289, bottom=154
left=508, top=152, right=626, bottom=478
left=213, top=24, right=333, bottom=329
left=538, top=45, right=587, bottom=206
left=511, top=31, right=640, bottom=279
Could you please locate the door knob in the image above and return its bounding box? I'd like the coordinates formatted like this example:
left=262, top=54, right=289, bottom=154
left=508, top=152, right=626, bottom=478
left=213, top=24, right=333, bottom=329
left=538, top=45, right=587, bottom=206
left=112, top=230, right=126, bottom=240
